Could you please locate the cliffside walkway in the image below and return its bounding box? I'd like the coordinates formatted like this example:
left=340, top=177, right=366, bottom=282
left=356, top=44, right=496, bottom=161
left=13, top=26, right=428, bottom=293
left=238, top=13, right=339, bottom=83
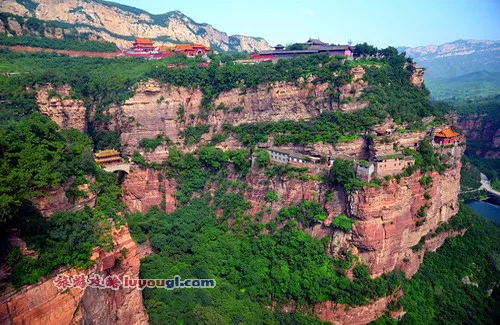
left=104, top=163, right=130, bottom=174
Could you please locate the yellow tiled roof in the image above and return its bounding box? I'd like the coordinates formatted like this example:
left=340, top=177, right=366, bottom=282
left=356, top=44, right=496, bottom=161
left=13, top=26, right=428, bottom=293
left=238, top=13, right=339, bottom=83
left=95, top=149, right=120, bottom=158
left=435, top=128, right=459, bottom=138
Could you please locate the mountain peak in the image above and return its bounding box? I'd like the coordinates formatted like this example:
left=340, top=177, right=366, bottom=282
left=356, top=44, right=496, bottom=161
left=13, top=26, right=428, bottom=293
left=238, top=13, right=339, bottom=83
left=0, top=0, right=270, bottom=52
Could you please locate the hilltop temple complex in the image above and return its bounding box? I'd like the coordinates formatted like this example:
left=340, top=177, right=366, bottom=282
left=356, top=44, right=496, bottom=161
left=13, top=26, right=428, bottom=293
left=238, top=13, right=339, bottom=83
left=253, top=39, right=353, bottom=62
left=123, top=38, right=211, bottom=58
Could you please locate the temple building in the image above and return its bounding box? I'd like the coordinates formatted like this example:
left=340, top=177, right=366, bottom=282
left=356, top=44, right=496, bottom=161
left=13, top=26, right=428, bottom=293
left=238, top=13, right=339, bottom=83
left=356, top=161, right=375, bottom=182
left=169, top=43, right=211, bottom=57
left=268, top=147, right=321, bottom=164
left=94, top=150, right=122, bottom=166
left=373, top=154, right=415, bottom=178
left=131, top=38, right=156, bottom=52
left=257, top=38, right=353, bottom=61
left=434, top=128, right=460, bottom=145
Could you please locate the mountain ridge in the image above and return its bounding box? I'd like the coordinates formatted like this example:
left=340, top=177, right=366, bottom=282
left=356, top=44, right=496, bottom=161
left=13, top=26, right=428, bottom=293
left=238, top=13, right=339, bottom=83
left=398, top=39, right=500, bottom=79
left=0, top=0, right=271, bottom=52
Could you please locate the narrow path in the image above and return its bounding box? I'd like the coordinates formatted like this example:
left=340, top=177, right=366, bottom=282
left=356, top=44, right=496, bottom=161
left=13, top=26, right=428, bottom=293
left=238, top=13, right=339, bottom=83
left=480, top=173, right=500, bottom=196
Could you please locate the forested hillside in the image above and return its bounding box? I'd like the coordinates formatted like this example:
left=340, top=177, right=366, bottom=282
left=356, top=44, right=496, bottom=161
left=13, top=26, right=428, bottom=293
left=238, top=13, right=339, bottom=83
left=0, top=46, right=498, bottom=324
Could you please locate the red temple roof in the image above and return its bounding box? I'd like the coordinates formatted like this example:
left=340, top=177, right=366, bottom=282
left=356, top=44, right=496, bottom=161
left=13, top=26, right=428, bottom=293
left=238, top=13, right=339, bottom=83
left=134, top=38, right=153, bottom=45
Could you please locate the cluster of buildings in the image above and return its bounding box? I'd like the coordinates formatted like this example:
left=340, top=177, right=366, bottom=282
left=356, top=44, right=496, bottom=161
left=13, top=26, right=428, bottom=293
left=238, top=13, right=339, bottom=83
left=266, top=127, right=462, bottom=183
left=247, top=39, right=353, bottom=63
left=122, top=38, right=211, bottom=59
left=356, top=127, right=462, bottom=182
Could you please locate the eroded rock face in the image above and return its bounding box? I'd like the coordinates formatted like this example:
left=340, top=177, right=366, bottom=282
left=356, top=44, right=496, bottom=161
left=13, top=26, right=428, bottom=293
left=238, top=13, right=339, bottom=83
left=314, top=290, right=404, bottom=325
left=458, top=114, right=500, bottom=158
left=410, top=68, right=425, bottom=87
left=122, top=166, right=177, bottom=214
left=37, top=85, right=87, bottom=132
left=32, top=178, right=97, bottom=217
left=349, top=152, right=463, bottom=277
left=370, top=131, right=426, bottom=157
left=118, top=80, right=333, bottom=155
left=0, top=226, right=148, bottom=325
left=0, top=0, right=270, bottom=52
left=241, top=167, right=347, bottom=238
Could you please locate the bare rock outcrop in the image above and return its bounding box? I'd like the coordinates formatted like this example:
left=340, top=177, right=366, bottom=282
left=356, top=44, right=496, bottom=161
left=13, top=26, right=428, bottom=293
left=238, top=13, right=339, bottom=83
left=370, top=131, right=426, bottom=157
left=37, top=85, right=87, bottom=132
left=0, top=226, right=148, bottom=325
left=349, top=156, right=463, bottom=277
left=118, top=80, right=333, bottom=155
left=32, top=178, right=97, bottom=217
left=314, top=290, right=404, bottom=324
left=458, top=114, right=500, bottom=158
left=410, top=68, right=425, bottom=87
left=0, top=0, right=270, bottom=52
left=122, top=166, right=177, bottom=214
left=241, top=167, right=347, bottom=235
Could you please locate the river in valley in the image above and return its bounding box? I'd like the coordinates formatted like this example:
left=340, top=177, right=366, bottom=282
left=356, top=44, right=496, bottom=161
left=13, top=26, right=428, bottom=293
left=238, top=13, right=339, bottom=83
left=467, top=200, right=500, bottom=224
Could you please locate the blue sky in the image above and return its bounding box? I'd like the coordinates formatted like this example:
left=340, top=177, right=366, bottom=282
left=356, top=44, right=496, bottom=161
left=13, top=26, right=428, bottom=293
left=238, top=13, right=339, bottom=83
left=113, top=0, right=500, bottom=47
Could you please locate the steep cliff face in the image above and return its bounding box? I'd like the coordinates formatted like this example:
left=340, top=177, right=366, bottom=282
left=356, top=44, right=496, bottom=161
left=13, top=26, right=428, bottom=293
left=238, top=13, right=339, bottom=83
left=369, top=131, right=426, bottom=157
left=117, top=80, right=334, bottom=155
left=0, top=13, right=107, bottom=42
left=32, top=178, right=97, bottom=217
left=349, top=145, right=464, bottom=277
left=236, top=166, right=347, bottom=238
left=37, top=84, right=87, bottom=132
left=34, top=73, right=373, bottom=156
left=458, top=114, right=500, bottom=158
left=0, top=226, right=148, bottom=325
left=314, top=290, right=404, bottom=325
left=0, top=0, right=270, bottom=52
left=122, top=166, right=177, bottom=214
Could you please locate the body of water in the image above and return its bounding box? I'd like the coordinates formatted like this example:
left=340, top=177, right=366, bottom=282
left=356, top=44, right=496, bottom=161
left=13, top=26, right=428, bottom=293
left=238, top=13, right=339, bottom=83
left=467, top=200, right=500, bottom=224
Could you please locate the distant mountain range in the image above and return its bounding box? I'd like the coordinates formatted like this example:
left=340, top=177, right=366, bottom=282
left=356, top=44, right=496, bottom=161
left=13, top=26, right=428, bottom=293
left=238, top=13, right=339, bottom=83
left=399, top=40, right=500, bottom=80
left=0, top=0, right=271, bottom=52
left=425, top=70, right=500, bottom=101
left=400, top=40, right=500, bottom=101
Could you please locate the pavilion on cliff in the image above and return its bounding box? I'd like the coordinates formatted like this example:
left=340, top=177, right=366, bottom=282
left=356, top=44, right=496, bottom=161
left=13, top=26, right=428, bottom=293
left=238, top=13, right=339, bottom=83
left=94, top=150, right=122, bottom=166
left=434, top=128, right=460, bottom=145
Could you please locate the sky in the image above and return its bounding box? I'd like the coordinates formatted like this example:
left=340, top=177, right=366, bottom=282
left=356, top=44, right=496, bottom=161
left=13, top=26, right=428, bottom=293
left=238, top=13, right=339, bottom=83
left=113, top=0, right=500, bottom=48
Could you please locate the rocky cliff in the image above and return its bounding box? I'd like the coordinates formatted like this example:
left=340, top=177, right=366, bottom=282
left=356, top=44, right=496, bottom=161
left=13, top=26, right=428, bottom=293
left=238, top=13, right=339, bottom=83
left=115, top=79, right=333, bottom=155
left=107, top=76, right=367, bottom=156
left=458, top=114, right=500, bottom=158
left=122, top=166, right=177, bottom=214
left=32, top=177, right=96, bottom=217
left=0, top=226, right=148, bottom=325
left=349, top=145, right=464, bottom=277
left=36, top=84, right=87, bottom=132
left=314, top=290, right=405, bottom=325
left=0, top=12, right=108, bottom=43
left=0, top=0, right=270, bottom=52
